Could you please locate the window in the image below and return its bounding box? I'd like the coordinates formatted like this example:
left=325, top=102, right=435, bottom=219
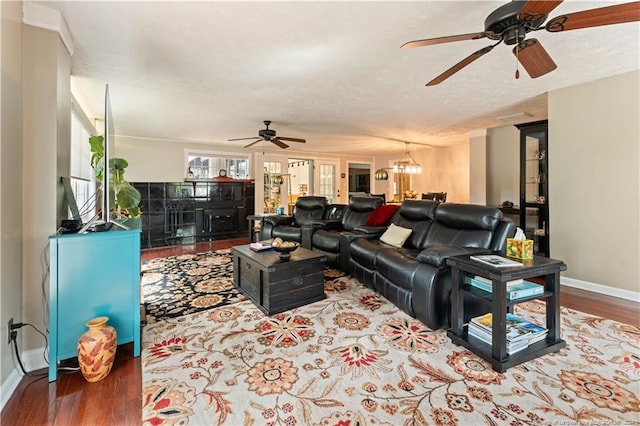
left=70, top=106, right=97, bottom=222
left=187, top=154, right=249, bottom=179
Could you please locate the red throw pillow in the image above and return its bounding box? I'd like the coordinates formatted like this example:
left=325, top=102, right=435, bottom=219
left=365, top=204, right=399, bottom=227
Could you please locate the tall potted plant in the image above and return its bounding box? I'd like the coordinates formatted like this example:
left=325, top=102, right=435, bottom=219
left=89, top=135, right=142, bottom=221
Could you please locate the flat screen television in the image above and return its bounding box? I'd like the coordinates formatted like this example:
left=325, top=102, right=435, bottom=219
left=79, top=83, right=124, bottom=232
left=103, top=83, right=114, bottom=225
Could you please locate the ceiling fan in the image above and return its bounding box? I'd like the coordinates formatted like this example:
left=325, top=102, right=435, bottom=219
left=401, top=0, right=640, bottom=86
left=228, top=120, right=306, bottom=149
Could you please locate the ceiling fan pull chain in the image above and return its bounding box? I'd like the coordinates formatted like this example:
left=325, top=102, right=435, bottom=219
left=515, top=35, right=520, bottom=80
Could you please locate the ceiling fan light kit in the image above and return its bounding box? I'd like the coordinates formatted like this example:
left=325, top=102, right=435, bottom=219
left=228, top=120, right=307, bottom=150
left=401, top=0, right=640, bottom=86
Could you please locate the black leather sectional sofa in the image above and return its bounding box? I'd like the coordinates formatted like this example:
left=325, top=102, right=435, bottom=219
left=261, top=197, right=515, bottom=331
left=348, top=200, right=515, bottom=330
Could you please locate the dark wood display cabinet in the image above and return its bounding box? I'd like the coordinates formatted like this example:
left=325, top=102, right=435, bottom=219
left=133, top=179, right=254, bottom=249
left=516, top=120, right=550, bottom=257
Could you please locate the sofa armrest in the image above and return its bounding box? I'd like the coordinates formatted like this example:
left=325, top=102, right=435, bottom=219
left=416, top=246, right=491, bottom=267
left=263, top=215, right=295, bottom=227
left=338, top=231, right=379, bottom=271
left=353, top=225, right=387, bottom=236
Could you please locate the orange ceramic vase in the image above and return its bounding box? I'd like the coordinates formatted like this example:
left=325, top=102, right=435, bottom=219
left=77, top=316, right=117, bottom=382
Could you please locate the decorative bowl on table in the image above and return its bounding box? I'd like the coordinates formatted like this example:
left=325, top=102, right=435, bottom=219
left=271, top=238, right=299, bottom=260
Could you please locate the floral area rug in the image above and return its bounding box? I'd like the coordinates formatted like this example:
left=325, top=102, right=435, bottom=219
left=142, top=260, right=640, bottom=425
left=141, top=249, right=349, bottom=321
left=141, top=249, right=245, bottom=321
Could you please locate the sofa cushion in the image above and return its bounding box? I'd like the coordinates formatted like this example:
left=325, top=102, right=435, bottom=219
left=311, top=229, right=340, bottom=252
left=380, top=223, right=412, bottom=248
left=434, top=203, right=502, bottom=231
left=366, top=204, right=399, bottom=226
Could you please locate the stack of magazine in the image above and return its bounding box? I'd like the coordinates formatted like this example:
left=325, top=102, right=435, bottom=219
left=249, top=240, right=272, bottom=252
left=468, top=313, right=548, bottom=355
left=464, top=275, right=544, bottom=300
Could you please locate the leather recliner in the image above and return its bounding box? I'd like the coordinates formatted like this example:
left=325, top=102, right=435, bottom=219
left=261, top=196, right=327, bottom=247
left=309, top=196, right=384, bottom=269
left=261, top=197, right=347, bottom=248
left=349, top=202, right=515, bottom=330
left=348, top=200, right=439, bottom=289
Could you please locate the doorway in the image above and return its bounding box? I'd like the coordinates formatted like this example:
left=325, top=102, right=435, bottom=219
left=287, top=158, right=313, bottom=213
left=348, top=162, right=372, bottom=197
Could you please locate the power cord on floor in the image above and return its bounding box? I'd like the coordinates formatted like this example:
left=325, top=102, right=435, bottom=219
left=10, top=323, right=48, bottom=378
left=9, top=322, right=79, bottom=376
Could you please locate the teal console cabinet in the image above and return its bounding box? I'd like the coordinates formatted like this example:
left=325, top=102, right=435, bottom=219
left=48, top=228, right=141, bottom=381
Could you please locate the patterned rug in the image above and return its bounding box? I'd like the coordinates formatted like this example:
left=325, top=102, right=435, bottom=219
left=141, top=249, right=349, bottom=321
left=141, top=256, right=640, bottom=425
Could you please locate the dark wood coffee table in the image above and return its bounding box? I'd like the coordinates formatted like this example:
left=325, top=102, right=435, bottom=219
left=231, top=244, right=326, bottom=315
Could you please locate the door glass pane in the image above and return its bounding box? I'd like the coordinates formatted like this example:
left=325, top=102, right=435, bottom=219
left=264, top=161, right=282, bottom=213
left=318, top=164, right=335, bottom=203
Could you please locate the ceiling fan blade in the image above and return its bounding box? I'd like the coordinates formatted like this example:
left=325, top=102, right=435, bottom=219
left=546, top=1, right=640, bottom=32
left=228, top=137, right=260, bottom=141
left=271, top=138, right=289, bottom=149
left=276, top=136, right=306, bottom=143
left=401, top=32, right=492, bottom=49
left=243, top=140, right=262, bottom=148
left=426, top=44, right=495, bottom=86
left=518, top=0, right=564, bottom=18
left=513, top=39, right=557, bottom=78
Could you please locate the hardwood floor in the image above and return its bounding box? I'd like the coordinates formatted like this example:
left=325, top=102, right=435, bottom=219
left=2, top=238, right=638, bottom=425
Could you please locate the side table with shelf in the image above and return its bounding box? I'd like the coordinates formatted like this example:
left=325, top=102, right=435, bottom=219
left=446, top=255, right=566, bottom=372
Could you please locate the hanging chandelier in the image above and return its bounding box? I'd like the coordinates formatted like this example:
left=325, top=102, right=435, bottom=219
left=392, top=143, right=422, bottom=174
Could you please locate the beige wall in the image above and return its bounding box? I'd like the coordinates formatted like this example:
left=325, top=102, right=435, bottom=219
left=486, top=125, right=520, bottom=207
left=1, top=0, right=25, bottom=395
left=371, top=144, right=470, bottom=203
left=469, top=131, right=487, bottom=205
left=22, top=24, right=72, bottom=352
left=549, top=70, right=639, bottom=294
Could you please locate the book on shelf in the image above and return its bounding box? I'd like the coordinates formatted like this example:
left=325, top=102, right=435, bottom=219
left=470, top=254, right=523, bottom=268
left=467, top=327, right=547, bottom=355
left=464, top=277, right=544, bottom=300
left=249, top=240, right=273, bottom=252
left=473, top=275, right=523, bottom=285
left=470, top=313, right=547, bottom=343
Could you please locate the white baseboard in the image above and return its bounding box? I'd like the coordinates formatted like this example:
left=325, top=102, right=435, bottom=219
left=561, top=277, right=640, bottom=303
left=22, top=346, right=48, bottom=372
left=0, top=346, right=48, bottom=411
left=0, top=367, right=22, bottom=411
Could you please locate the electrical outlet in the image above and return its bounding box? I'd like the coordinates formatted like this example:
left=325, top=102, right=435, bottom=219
left=7, top=318, right=13, bottom=344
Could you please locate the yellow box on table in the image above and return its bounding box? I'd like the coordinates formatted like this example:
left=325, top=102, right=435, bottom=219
left=506, top=238, right=534, bottom=259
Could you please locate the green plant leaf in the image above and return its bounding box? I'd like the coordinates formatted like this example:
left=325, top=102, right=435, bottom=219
left=116, top=183, right=142, bottom=211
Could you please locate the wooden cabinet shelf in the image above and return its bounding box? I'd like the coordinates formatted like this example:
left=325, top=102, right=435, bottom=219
left=516, top=120, right=550, bottom=257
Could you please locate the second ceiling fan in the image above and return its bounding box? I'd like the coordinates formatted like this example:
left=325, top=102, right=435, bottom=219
left=228, top=120, right=306, bottom=149
left=401, top=0, right=640, bottom=86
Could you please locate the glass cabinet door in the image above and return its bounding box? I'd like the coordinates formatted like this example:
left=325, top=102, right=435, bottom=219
left=517, top=120, right=549, bottom=257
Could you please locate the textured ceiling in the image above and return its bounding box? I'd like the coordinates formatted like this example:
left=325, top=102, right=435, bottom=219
left=38, top=1, right=639, bottom=154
